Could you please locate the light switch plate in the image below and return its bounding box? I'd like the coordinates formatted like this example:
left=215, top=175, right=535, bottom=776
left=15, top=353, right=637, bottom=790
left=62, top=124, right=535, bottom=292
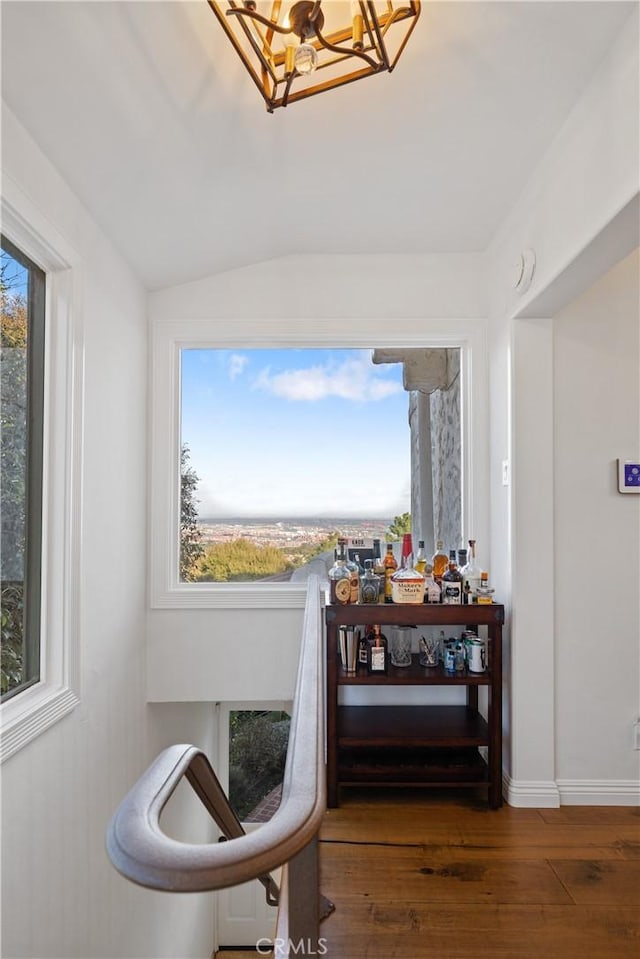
left=617, top=459, right=640, bottom=493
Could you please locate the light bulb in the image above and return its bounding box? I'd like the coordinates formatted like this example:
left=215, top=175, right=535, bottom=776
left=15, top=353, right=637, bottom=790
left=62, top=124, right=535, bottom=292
left=294, top=42, right=317, bottom=75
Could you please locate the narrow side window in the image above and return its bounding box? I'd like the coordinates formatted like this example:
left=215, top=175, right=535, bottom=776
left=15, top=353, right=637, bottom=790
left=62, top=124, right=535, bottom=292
left=1, top=236, right=45, bottom=701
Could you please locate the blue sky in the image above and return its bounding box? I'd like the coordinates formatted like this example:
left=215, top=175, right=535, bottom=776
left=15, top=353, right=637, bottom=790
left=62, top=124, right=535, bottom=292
left=181, top=348, right=411, bottom=519
left=1, top=246, right=29, bottom=297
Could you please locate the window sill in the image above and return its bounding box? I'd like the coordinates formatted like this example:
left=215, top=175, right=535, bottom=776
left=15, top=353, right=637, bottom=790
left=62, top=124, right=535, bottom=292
left=151, top=582, right=309, bottom=609
left=0, top=682, right=79, bottom=764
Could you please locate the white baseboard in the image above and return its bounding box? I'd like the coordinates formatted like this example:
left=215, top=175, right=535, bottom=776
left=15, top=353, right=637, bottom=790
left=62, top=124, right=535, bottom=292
left=502, top=773, right=561, bottom=807
left=556, top=779, right=640, bottom=806
left=503, top=773, right=640, bottom=807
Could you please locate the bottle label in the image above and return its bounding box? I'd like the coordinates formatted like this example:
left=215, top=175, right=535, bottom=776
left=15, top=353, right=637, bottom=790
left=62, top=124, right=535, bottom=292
left=391, top=579, right=424, bottom=604
left=441, top=583, right=462, bottom=604
left=444, top=645, right=456, bottom=671
left=361, top=581, right=379, bottom=604
left=370, top=646, right=386, bottom=671
left=349, top=572, right=360, bottom=604
left=384, top=569, right=394, bottom=599
left=425, top=581, right=441, bottom=603
left=331, top=577, right=351, bottom=605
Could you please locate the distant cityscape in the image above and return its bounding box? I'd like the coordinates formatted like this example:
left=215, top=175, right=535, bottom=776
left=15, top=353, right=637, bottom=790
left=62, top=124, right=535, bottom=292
left=196, top=517, right=391, bottom=549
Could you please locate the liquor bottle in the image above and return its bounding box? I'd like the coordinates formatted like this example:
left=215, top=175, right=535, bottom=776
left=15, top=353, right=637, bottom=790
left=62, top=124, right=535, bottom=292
left=383, top=543, right=398, bottom=603
left=372, top=539, right=386, bottom=604
left=360, top=559, right=380, bottom=604
left=462, top=539, right=482, bottom=601
left=422, top=562, right=441, bottom=603
left=414, top=540, right=427, bottom=575
left=457, top=548, right=468, bottom=603
left=339, top=538, right=360, bottom=605
left=400, top=532, right=413, bottom=569
left=348, top=557, right=361, bottom=604
left=328, top=545, right=351, bottom=605
left=432, top=540, right=449, bottom=584
left=475, top=571, right=495, bottom=605
left=390, top=548, right=425, bottom=604
left=441, top=550, right=463, bottom=604
left=357, top=629, right=369, bottom=667
left=372, top=537, right=382, bottom=563
left=367, top=624, right=388, bottom=674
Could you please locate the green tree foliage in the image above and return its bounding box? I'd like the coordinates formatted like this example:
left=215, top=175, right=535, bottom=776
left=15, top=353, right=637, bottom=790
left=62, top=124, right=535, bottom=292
left=1, top=251, right=28, bottom=345
left=180, top=444, right=205, bottom=581
left=229, top=711, right=290, bottom=821
left=1, top=583, right=23, bottom=695
left=285, top=529, right=340, bottom=569
left=1, top=252, right=28, bottom=695
left=196, top=538, right=293, bottom=582
left=386, top=512, right=412, bottom=540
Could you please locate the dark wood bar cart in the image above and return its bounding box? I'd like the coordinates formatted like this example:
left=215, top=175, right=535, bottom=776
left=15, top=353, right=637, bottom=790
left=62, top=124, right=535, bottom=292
left=325, top=603, right=504, bottom=809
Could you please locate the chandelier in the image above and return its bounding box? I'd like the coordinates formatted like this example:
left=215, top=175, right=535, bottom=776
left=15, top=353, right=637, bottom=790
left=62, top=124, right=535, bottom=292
left=207, top=1, right=421, bottom=112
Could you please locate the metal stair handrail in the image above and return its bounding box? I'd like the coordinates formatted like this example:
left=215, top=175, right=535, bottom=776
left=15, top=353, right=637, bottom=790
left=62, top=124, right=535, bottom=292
left=106, top=576, right=325, bottom=893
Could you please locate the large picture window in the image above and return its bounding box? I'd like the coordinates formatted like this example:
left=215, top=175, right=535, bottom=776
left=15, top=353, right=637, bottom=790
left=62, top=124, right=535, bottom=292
left=179, top=347, right=411, bottom=584
left=1, top=237, right=45, bottom=701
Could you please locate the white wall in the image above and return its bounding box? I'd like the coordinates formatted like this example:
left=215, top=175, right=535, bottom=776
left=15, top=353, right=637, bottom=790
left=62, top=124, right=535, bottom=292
left=490, top=7, right=639, bottom=323
left=147, top=608, right=303, bottom=702
left=487, top=8, right=639, bottom=804
left=1, top=107, right=216, bottom=959
left=148, top=252, right=487, bottom=322
left=553, top=250, right=640, bottom=797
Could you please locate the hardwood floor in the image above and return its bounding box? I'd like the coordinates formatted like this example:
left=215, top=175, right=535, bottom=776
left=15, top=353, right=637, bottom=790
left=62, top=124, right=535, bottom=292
left=317, top=789, right=640, bottom=959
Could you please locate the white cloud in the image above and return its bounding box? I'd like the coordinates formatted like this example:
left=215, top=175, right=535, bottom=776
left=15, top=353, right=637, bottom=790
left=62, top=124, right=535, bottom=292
left=253, top=354, right=402, bottom=402
left=228, top=353, right=248, bottom=380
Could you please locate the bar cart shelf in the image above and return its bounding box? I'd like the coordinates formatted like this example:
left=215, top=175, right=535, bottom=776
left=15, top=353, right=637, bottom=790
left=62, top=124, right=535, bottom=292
left=325, top=602, right=504, bottom=808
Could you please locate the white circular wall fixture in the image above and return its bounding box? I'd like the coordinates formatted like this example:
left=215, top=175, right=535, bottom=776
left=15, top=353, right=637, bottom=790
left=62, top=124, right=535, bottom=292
left=513, top=248, right=536, bottom=294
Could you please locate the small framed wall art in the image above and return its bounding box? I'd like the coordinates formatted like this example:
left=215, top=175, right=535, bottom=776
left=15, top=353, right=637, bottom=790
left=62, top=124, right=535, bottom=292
left=617, top=459, right=640, bottom=493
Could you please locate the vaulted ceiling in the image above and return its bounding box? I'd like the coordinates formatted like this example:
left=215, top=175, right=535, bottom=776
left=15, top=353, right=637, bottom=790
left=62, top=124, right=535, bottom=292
left=1, top=1, right=634, bottom=289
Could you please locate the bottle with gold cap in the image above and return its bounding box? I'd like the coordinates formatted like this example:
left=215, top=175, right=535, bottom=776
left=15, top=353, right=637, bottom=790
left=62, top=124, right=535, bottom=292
left=432, top=540, right=449, bottom=584
left=383, top=543, right=398, bottom=603
left=415, top=540, right=427, bottom=575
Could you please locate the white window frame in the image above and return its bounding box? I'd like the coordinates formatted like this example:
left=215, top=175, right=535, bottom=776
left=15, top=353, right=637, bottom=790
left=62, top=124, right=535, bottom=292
left=150, top=318, right=488, bottom=610
left=0, top=181, right=84, bottom=763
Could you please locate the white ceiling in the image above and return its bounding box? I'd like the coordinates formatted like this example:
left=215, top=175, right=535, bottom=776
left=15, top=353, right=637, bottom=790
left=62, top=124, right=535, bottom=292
left=1, top=1, right=635, bottom=290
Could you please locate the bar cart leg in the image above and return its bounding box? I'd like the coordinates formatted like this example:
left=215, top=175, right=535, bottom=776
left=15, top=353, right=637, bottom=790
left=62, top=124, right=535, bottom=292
left=488, top=621, right=503, bottom=808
